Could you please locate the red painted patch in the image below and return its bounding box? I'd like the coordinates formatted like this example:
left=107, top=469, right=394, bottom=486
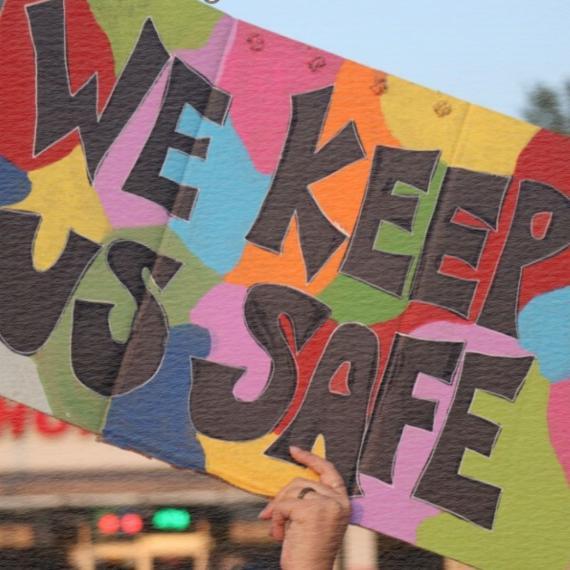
left=275, top=317, right=337, bottom=434
left=274, top=301, right=465, bottom=433
left=0, top=0, right=115, bottom=171
left=514, top=130, right=570, bottom=310
left=530, top=211, right=553, bottom=241
left=330, top=361, right=351, bottom=396
left=468, top=129, right=570, bottom=320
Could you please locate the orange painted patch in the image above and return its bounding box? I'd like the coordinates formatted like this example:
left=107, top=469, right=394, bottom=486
left=311, top=63, right=400, bottom=233
left=226, top=62, right=400, bottom=293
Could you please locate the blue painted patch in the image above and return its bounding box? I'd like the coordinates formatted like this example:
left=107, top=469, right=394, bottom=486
left=103, top=324, right=211, bottom=470
left=518, top=287, right=570, bottom=383
left=0, top=156, right=31, bottom=206
left=162, top=105, right=270, bottom=274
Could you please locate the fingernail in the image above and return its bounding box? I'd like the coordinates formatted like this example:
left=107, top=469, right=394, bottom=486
left=258, top=506, right=269, bottom=519
left=290, top=445, right=302, bottom=453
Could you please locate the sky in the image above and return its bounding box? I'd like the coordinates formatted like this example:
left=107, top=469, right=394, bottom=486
left=0, top=0, right=566, bottom=120
left=218, top=0, right=570, bottom=120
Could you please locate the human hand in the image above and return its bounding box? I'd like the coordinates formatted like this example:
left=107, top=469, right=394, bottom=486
left=258, top=446, right=350, bottom=570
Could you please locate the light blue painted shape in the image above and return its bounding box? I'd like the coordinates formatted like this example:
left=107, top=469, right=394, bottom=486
left=161, top=104, right=270, bottom=274
left=518, top=287, right=570, bottom=383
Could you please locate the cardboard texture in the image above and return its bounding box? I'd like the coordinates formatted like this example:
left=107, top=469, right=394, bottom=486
left=0, top=0, right=569, bottom=567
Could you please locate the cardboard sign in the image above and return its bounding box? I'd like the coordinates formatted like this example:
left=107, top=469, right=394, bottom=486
left=0, top=0, right=568, bottom=567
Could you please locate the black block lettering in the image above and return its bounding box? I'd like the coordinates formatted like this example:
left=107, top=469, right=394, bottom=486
left=246, top=87, right=365, bottom=281
left=123, top=58, right=231, bottom=219
left=360, top=335, right=463, bottom=485
left=27, top=0, right=169, bottom=177
left=190, top=285, right=331, bottom=440
left=266, top=323, right=379, bottom=493
left=414, top=353, right=533, bottom=529
left=478, top=180, right=569, bottom=336
left=412, top=168, right=509, bottom=317
left=0, top=210, right=100, bottom=355
left=71, top=241, right=181, bottom=396
left=341, top=146, right=440, bottom=297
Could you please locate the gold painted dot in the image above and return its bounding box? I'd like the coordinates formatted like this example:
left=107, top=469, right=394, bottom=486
left=433, top=100, right=453, bottom=117
left=246, top=33, right=265, bottom=52
left=307, top=56, right=327, bottom=72
left=370, top=75, right=388, bottom=95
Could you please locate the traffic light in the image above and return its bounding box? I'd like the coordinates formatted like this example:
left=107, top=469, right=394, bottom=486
left=94, top=507, right=193, bottom=537
left=152, top=508, right=192, bottom=532
left=96, top=512, right=144, bottom=536
left=96, top=513, right=120, bottom=535
left=121, top=513, right=144, bottom=535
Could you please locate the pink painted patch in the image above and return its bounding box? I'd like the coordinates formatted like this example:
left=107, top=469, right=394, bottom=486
left=352, top=321, right=531, bottom=543
left=411, top=321, right=531, bottom=358
left=353, top=372, right=451, bottom=543
left=547, top=380, right=570, bottom=482
left=190, top=283, right=271, bottom=402
left=93, top=17, right=235, bottom=228
left=218, top=21, right=343, bottom=175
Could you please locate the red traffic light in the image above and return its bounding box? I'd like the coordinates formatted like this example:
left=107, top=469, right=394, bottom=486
left=97, top=513, right=120, bottom=535
left=121, top=513, right=144, bottom=535
left=97, top=512, right=144, bottom=536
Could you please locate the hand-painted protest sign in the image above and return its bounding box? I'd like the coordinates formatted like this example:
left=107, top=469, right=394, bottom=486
left=0, top=0, right=568, bottom=567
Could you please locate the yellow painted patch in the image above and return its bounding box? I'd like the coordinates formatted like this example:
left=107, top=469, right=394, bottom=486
left=452, top=106, right=539, bottom=175
left=10, top=148, right=111, bottom=271
left=198, top=433, right=326, bottom=497
left=381, top=75, right=469, bottom=163
left=382, top=75, right=538, bottom=176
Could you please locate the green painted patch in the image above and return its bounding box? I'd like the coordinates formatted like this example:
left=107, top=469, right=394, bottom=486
left=88, top=0, right=224, bottom=74
left=319, top=161, right=446, bottom=324
left=34, top=226, right=219, bottom=432
left=417, top=364, right=570, bottom=570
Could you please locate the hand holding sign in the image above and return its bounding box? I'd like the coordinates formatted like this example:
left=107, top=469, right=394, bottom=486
left=0, top=1, right=568, bottom=568
left=259, top=447, right=350, bottom=570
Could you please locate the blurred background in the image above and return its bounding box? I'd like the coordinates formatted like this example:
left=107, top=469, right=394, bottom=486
left=0, top=397, right=469, bottom=569
left=0, top=0, right=567, bottom=568
left=221, top=0, right=570, bottom=132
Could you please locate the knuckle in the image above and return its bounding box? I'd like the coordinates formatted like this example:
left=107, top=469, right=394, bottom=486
left=311, top=496, right=327, bottom=508
left=329, top=499, right=343, bottom=514
left=325, top=498, right=350, bottom=520
left=318, top=496, right=338, bottom=514
left=321, top=458, right=334, bottom=469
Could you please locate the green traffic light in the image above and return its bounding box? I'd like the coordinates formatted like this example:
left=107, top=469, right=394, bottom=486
left=152, top=508, right=192, bottom=531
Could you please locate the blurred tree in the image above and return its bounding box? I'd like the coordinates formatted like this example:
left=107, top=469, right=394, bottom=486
left=523, top=80, right=570, bottom=134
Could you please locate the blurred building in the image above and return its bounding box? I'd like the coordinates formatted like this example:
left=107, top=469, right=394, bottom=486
left=0, top=398, right=471, bottom=569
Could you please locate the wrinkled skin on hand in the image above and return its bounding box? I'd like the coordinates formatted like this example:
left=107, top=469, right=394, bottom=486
left=259, top=447, right=351, bottom=570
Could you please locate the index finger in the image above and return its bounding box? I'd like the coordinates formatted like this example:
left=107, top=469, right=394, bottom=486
left=289, top=446, right=346, bottom=491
